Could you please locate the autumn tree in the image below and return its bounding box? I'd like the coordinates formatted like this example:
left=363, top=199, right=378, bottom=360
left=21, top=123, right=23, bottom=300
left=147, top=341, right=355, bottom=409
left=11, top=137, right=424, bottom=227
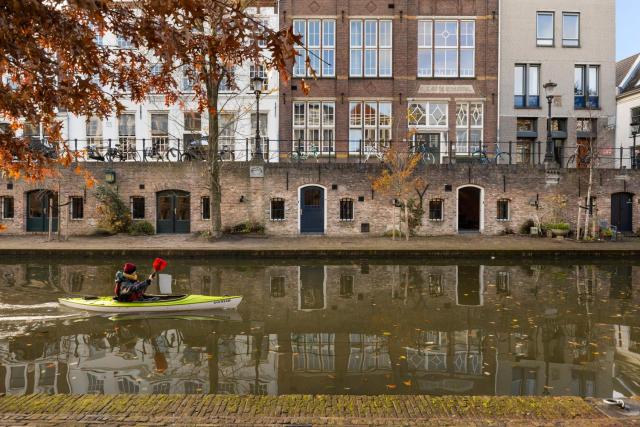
left=0, top=0, right=300, bottom=237
left=371, top=147, right=424, bottom=241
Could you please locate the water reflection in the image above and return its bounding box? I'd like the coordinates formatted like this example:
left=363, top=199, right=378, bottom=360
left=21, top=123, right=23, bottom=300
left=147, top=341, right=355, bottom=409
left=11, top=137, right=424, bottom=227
left=0, top=257, right=639, bottom=398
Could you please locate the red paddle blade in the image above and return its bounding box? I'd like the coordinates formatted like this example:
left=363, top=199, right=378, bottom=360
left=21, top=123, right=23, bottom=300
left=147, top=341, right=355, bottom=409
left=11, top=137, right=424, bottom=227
left=153, top=258, right=168, bottom=272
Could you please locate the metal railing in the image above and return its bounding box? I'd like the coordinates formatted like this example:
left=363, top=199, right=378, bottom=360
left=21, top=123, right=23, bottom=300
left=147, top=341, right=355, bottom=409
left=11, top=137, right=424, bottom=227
left=63, top=138, right=640, bottom=169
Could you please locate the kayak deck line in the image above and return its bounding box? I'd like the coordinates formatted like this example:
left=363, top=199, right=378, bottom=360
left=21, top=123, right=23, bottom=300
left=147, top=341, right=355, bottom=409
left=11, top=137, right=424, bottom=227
left=58, top=294, right=242, bottom=313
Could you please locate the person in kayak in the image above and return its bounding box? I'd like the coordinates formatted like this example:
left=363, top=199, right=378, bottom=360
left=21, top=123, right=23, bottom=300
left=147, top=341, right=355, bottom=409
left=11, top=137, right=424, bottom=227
left=114, top=263, right=156, bottom=302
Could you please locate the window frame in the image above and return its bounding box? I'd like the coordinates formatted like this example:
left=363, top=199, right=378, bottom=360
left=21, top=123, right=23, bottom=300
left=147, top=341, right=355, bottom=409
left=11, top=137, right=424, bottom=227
left=270, top=198, right=285, bottom=221
left=339, top=198, right=354, bottom=221
left=574, top=65, right=599, bottom=109
left=293, top=19, right=336, bottom=78
left=349, top=19, right=393, bottom=78
left=455, top=102, right=484, bottom=155
left=70, top=196, right=84, bottom=220
left=562, top=12, right=580, bottom=47
left=270, top=276, right=286, bottom=297
left=514, top=64, right=541, bottom=109
left=349, top=101, right=392, bottom=153
left=292, top=101, right=335, bottom=154
left=0, top=196, right=14, bottom=219
left=428, top=199, right=444, bottom=221
left=536, top=12, right=555, bottom=47
left=130, top=196, right=145, bottom=220
left=418, top=19, right=475, bottom=78
left=632, top=107, right=640, bottom=126
left=496, top=199, right=510, bottom=221
left=201, top=196, right=211, bottom=220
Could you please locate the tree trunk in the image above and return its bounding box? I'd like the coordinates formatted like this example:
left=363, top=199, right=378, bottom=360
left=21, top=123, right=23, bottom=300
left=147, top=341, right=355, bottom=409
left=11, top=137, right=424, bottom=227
left=576, top=201, right=582, bottom=241
left=391, top=205, right=396, bottom=240
left=404, top=203, right=409, bottom=241
left=583, top=160, right=593, bottom=240
left=205, top=54, right=222, bottom=238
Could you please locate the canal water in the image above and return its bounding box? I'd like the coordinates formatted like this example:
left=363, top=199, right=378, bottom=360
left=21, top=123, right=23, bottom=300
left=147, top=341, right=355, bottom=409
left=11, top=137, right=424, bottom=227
left=0, top=255, right=639, bottom=398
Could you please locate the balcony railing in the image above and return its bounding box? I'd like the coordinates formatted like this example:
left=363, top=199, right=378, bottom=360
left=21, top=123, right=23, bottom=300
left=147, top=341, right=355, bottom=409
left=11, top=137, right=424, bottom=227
left=61, top=138, right=639, bottom=169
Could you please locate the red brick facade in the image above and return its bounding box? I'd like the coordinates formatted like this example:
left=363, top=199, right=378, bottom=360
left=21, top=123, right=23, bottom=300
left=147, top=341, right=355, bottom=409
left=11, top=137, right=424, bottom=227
left=279, top=0, right=499, bottom=157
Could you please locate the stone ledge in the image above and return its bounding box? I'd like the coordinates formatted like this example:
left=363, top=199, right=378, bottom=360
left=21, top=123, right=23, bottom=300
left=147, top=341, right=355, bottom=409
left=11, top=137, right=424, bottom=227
left=0, top=394, right=624, bottom=426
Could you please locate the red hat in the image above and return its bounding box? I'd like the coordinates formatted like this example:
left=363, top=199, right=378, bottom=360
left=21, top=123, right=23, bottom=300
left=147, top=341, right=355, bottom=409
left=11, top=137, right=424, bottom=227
left=123, top=263, right=137, bottom=274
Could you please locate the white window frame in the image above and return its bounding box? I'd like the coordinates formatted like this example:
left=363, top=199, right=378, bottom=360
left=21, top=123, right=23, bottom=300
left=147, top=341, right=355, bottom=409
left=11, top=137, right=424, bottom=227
left=407, top=101, right=449, bottom=128
left=349, top=19, right=393, bottom=78
left=292, top=101, right=335, bottom=154
left=293, top=19, right=336, bottom=78
left=455, top=102, right=484, bottom=155
left=349, top=101, right=392, bottom=153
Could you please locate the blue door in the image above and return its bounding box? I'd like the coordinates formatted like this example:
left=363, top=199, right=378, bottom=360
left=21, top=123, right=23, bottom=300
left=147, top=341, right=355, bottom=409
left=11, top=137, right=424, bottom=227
left=300, top=186, right=324, bottom=233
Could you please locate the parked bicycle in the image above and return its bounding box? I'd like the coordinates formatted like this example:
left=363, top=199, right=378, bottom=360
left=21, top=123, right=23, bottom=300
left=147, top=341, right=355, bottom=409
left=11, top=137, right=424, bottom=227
left=180, top=139, right=208, bottom=161
left=290, top=146, right=320, bottom=162
left=415, top=144, right=437, bottom=165
left=566, top=148, right=591, bottom=168
left=143, top=145, right=180, bottom=161
left=85, top=144, right=141, bottom=162
left=363, top=142, right=386, bottom=162
left=471, top=144, right=511, bottom=164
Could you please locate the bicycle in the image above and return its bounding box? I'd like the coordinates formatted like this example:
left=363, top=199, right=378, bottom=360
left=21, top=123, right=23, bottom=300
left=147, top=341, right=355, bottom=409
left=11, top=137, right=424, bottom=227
left=415, top=145, right=437, bottom=165
left=471, top=144, right=511, bottom=164
left=143, top=146, right=179, bottom=161
left=566, top=149, right=591, bottom=168
left=363, top=143, right=385, bottom=162
left=290, top=146, right=320, bottom=162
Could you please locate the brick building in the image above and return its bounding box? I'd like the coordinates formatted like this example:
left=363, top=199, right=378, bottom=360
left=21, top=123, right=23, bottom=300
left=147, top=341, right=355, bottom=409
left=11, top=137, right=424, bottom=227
left=279, top=0, right=499, bottom=162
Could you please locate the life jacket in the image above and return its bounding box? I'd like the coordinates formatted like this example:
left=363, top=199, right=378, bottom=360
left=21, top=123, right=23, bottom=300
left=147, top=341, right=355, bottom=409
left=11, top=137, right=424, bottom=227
left=114, top=271, right=140, bottom=301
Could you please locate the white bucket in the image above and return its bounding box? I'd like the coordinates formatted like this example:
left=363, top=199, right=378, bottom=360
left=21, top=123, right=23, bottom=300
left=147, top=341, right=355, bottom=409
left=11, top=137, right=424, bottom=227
left=158, top=274, right=172, bottom=294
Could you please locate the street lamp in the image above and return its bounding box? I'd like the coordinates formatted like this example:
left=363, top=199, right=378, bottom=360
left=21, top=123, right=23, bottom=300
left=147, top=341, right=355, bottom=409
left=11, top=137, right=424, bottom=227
left=543, top=81, right=557, bottom=166
left=252, top=75, right=264, bottom=162
left=632, top=123, right=639, bottom=170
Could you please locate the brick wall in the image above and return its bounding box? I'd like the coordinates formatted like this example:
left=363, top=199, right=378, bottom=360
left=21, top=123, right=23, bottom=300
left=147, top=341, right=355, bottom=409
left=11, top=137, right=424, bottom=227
left=0, top=162, right=638, bottom=237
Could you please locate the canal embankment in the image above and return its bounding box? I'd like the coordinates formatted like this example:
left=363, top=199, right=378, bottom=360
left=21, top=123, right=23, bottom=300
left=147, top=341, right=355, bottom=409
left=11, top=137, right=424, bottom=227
left=0, top=394, right=637, bottom=426
left=1, top=234, right=640, bottom=258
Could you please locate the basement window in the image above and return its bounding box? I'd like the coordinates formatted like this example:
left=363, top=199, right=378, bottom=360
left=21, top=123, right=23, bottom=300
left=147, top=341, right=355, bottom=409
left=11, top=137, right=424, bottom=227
left=270, top=198, right=285, bottom=221
left=429, top=199, right=444, bottom=221
left=497, top=199, right=510, bottom=221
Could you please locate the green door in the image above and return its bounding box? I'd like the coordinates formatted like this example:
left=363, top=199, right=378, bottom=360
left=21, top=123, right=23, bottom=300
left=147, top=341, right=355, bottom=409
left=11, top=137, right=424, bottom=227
left=26, top=190, right=58, bottom=232
left=157, top=190, right=190, bottom=234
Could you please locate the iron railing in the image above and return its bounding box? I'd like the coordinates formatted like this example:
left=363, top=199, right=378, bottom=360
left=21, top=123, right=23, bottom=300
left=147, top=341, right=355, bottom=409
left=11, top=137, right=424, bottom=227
left=62, top=138, right=640, bottom=169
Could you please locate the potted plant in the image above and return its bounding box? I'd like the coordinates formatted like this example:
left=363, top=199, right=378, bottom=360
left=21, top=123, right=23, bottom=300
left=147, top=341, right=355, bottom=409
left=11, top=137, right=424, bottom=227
left=601, top=228, right=613, bottom=241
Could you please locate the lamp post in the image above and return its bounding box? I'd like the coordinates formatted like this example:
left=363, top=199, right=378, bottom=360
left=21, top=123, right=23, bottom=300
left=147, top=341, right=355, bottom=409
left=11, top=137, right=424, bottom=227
left=632, top=123, right=639, bottom=170
left=543, top=81, right=557, bottom=166
left=252, top=75, right=264, bottom=162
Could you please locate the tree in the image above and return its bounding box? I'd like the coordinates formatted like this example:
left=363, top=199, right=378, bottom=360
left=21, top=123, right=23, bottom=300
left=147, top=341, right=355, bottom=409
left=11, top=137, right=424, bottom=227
left=371, top=147, right=423, bottom=240
left=1, top=0, right=300, bottom=236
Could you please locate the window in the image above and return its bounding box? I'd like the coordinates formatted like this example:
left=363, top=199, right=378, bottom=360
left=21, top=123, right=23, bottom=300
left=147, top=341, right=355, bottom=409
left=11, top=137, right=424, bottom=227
left=517, top=118, right=537, bottom=132
left=455, top=103, right=483, bottom=154
left=407, top=102, right=448, bottom=128
left=497, top=199, right=510, bottom=221
left=70, top=197, right=84, bottom=219
left=574, top=65, right=599, bottom=109
left=256, top=17, right=269, bottom=48
left=150, top=113, right=169, bottom=154
left=250, top=64, right=268, bottom=90
left=497, top=272, right=510, bottom=295
left=349, top=101, right=392, bottom=153
left=428, top=274, right=444, bottom=297
left=201, top=196, right=210, bottom=220
left=292, top=101, right=335, bottom=154
left=350, top=19, right=392, bottom=77
left=270, top=198, right=285, bottom=220
left=86, top=117, right=103, bottom=149
left=116, top=36, right=133, bottom=49
left=183, top=112, right=201, bottom=146
left=182, top=66, right=195, bottom=91
left=219, top=113, right=236, bottom=160
left=514, top=65, right=540, bottom=108
left=270, top=276, right=285, bottom=297
left=417, top=20, right=475, bottom=78
left=340, top=275, right=354, bottom=298
left=562, top=13, right=580, bottom=47
left=219, top=67, right=235, bottom=92
left=339, top=198, right=354, bottom=221
left=632, top=107, right=640, bottom=125
left=150, top=63, right=162, bottom=76
left=536, top=12, right=554, bottom=46
left=131, top=197, right=145, bottom=219
left=429, top=199, right=444, bottom=221
left=293, top=19, right=335, bottom=77
left=118, top=113, right=136, bottom=159
left=251, top=113, right=269, bottom=159
left=1, top=196, right=14, bottom=219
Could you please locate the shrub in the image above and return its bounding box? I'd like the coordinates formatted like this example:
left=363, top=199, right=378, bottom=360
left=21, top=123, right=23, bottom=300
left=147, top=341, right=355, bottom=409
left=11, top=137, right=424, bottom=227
left=543, top=222, right=570, bottom=231
left=129, top=221, right=155, bottom=236
left=518, top=219, right=535, bottom=235
left=94, top=185, right=131, bottom=233
left=224, top=221, right=265, bottom=235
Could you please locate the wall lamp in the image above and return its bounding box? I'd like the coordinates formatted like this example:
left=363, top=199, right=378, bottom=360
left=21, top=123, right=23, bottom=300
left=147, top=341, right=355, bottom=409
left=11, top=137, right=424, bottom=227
left=104, top=169, right=116, bottom=184
left=239, top=195, right=245, bottom=203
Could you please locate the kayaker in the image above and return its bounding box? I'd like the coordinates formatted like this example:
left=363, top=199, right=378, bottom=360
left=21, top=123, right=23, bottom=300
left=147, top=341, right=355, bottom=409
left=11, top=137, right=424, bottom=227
left=114, top=263, right=156, bottom=302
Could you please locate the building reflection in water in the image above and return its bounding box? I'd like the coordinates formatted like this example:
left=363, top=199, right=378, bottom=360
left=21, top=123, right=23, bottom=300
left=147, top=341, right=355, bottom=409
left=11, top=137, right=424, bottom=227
left=0, top=258, right=638, bottom=398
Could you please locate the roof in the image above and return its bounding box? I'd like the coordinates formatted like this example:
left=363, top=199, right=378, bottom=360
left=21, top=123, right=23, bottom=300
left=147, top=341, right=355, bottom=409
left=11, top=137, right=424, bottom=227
left=617, top=53, right=640, bottom=97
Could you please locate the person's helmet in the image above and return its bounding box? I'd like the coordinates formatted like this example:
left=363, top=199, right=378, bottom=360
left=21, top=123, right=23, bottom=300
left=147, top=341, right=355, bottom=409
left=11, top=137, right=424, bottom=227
left=123, top=263, right=137, bottom=274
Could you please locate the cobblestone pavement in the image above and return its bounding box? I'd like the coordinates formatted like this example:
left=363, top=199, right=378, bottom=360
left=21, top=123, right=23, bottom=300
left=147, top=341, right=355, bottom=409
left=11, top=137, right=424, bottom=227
left=1, top=234, right=639, bottom=256
left=0, top=394, right=638, bottom=426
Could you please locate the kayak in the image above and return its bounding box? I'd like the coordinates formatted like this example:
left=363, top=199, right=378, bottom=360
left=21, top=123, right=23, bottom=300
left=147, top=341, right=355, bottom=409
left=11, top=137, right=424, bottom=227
left=58, top=294, right=242, bottom=313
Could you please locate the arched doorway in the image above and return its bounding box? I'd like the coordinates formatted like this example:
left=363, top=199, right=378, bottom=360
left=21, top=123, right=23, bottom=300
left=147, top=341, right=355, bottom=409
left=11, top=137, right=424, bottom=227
left=611, top=192, right=633, bottom=233
left=299, top=185, right=325, bottom=234
left=156, top=190, right=190, bottom=233
left=26, top=190, right=58, bottom=232
left=457, top=186, right=483, bottom=232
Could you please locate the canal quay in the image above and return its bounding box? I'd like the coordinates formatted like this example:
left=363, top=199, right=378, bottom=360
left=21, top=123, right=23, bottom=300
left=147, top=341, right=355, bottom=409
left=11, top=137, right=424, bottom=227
left=1, top=235, right=640, bottom=424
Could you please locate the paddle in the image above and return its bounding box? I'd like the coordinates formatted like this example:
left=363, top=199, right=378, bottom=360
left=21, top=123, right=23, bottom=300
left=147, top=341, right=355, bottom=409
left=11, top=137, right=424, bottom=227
left=152, top=257, right=168, bottom=273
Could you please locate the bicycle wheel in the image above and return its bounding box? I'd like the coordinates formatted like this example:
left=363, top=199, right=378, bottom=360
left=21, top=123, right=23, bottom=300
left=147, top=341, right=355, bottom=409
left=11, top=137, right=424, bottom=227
left=166, top=148, right=180, bottom=162
left=422, top=152, right=436, bottom=165
left=181, top=152, right=193, bottom=162
left=471, top=151, right=487, bottom=164
left=566, top=155, right=576, bottom=168
left=496, top=152, right=511, bottom=165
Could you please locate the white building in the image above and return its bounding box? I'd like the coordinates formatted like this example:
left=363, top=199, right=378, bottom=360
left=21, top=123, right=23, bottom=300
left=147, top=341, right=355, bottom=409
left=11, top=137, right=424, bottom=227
left=15, top=6, right=280, bottom=163
left=615, top=53, right=640, bottom=169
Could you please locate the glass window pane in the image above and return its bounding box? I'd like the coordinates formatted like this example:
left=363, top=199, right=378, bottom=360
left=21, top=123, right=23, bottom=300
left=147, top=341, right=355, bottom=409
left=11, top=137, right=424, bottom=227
left=418, top=49, right=433, bottom=77
left=563, top=14, right=579, bottom=43
left=364, top=49, right=377, bottom=76
left=528, top=66, right=539, bottom=96
left=349, top=129, right=362, bottom=151
left=429, top=103, right=448, bottom=126
left=364, top=102, right=377, bottom=126
left=537, top=13, right=554, bottom=45
left=574, top=66, right=584, bottom=95
left=588, top=67, right=598, bottom=95
left=322, top=49, right=335, bottom=76
left=514, top=66, right=525, bottom=96
left=460, top=49, right=474, bottom=77
left=293, top=20, right=306, bottom=45
left=379, top=20, right=392, bottom=48
left=294, top=103, right=305, bottom=126
left=350, top=50, right=362, bottom=76
left=322, top=103, right=335, bottom=126
left=379, top=49, right=392, bottom=77
left=418, top=21, right=432, bottom=47
left=323, top=20, right=335, bottom=47
left=460, top=21, right=475, bottom=47
left=350, top=20, right=362, bottom=47
left=308, top=20, right=321, bottom=47
left=294, top=48, right=305, bottom=76
left=309, top=49, right=321, bottom=75
left=308, top=103, right=320, bottom=126
left=379, top=103, right=392, bottom=127
left=364, top=20, right=377, bottom=47
left=350, top=102, right=362, bottom=126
